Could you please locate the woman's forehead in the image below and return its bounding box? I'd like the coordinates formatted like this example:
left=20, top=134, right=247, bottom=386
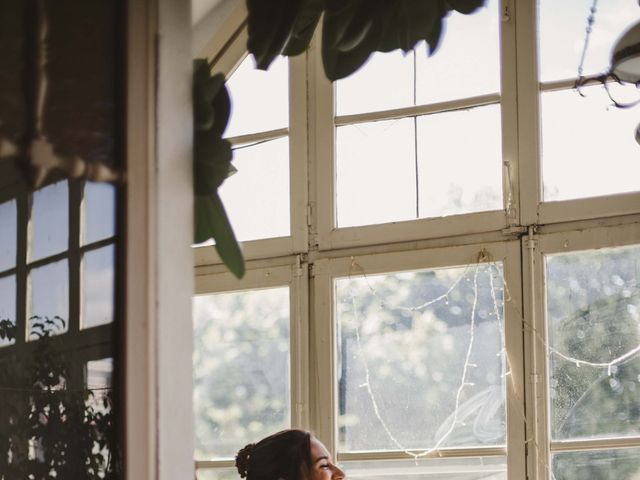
left=310, top=437, right=330, bottom=460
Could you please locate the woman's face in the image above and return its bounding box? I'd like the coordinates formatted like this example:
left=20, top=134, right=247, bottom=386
left=307, top=437, right=345, bottom=480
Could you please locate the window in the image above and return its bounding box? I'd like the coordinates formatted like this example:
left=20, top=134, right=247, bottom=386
left=194, top=3, right=640, bottom=480
left=0, top=175, right=119, bottom=477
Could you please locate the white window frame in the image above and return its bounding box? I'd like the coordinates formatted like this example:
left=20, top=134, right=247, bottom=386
left=193, top=1, right=640, bottom=479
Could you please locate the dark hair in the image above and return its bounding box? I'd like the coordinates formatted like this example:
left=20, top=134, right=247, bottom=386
left=235, top=429, right=312, bottom=480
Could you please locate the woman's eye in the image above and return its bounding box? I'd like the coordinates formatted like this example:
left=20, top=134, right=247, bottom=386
left=320, top=465, right=330, bottom=469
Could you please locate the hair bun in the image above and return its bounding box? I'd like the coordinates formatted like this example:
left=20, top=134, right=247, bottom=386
left=235, top=443, right=256, bottom=478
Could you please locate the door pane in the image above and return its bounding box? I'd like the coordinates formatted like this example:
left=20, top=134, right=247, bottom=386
left=0, top=199, right=17, bottom=272
left=30, top=181, right=68, bottom=262
left=82, top=245, right=115, bottom=329
left=0, top=275, right=16, bottom=347
left=343, top=457, right=507, bottom=480
left=83, top=182, right=116, bottom=245
left=28, top=259, right=69, bottom=339
left=546, top=245, right=640, bottom=441
left=336, top=263, right=506, bottom=451
left=193, top=287, right=291, bottom=460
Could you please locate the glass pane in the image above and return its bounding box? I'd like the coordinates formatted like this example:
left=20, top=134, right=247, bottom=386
left=86, top=358, right=113, bottom=411
left=546, top=245, right=640, bottom=441
left=193, top=287, right=291, bottom=460
left=335, top=0, right=499, bottom=116
left=225, top=55, right=289, bottom=138
left=0, top=275, right=16, bottom=347
left=28, top=259, right=69, bottom=339
left=336, top=51, right=414, bottom=116
left=218, top=137, right=290, bottom=242
left=336, top=263, right=506, bottom=451
left=84, top=358, right=115, bottom=476
left=541, top=87, right=640, bottom=201
left=83, top=182, right=116, bottom=245
left=343, top=457, right=507, bottom=480
left=197, top=468, right=237, bottom=480
left=30, top=181, right=68, bottom=262
left=417, top=106, right=502, bottom=217
left=553, top=448, right=640, bottom=480
left=336, top=118, right=417, bottom=228
left=416, top=0, right=500, bottom=105
left=538, top=0, right=638, bottom=82
left=0, top=199, right=17, bottom=272
left=82, top=245, right=115, bottom=329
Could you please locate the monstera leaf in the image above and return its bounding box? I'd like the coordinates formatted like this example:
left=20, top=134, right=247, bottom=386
left=193, top=59, right=244, bottom=279
left=246, top=0, right=487, bottom=81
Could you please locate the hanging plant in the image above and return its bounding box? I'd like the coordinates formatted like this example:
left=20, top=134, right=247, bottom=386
left=192, top=59, right=244, bottom=279
left=246, top=0, right=487, bottom=80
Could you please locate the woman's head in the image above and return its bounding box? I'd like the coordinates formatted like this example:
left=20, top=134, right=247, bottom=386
left=235, top=430, right=344, bottom=480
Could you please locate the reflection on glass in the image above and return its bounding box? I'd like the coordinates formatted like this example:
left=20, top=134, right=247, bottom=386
left=83, top=182, right=116, bottom=245
left=546, top=245, right=640, bottom=441
left=218, top=137, right=290, bottom=242
left=416, top=0, right=499, bottom=105
left=0, top=199, right=17, bottom=272
left=417, top=106, right=502, bottom=217
left=343, top=457, right=507, bottom=480
left=335, top=0, right=499, bottom=116
left=28, top=259, right=69, bottom=339
left=82, top=245, right=115, bottom=329
left=541, top=87, right=640, bottom=201
left=193, top=287, right=291, bottom=460
left=0, top=275, right=16, bottom=347
left=86, top=358, right=113, bottom=410
left=336, top=119, right=416, bottom=227
left=538, top=0, right=638, bottom=82
left=225, top=55, right=289, bottom=138
left=553, top=448, right=640, bottom=479
left=336, top=264, right=506, bottom=451
left=31, top=181, right=68, bottom=262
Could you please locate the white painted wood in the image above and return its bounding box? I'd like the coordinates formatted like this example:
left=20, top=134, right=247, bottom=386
left=539, top=192, right=640, bottom=225
left=156, top=1, right=195, bottom=479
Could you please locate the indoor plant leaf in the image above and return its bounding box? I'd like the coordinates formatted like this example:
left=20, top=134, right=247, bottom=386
left=445, top=0, right=485, bottom=14
left=282, top=0, right=323, bottom=56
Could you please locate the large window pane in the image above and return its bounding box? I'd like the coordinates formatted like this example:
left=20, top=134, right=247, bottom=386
left=0, top=199, right=17, bottom=272
left=417, top=106, right=502, bottom=217
left=83, top=182, right=116, bottom=245
left=541, top=87, right=640, bottom=201
left=335, top=0, right=499, bottom=116
left=336, top=263, right=506, bottom=451
left=552, top=448, right=640, bottom=480
left=0, top=275, right=16, bottom=347
left=219, top=137, right=290, bottom=242
left=28, top=259, right=69, bottom=339
left=225, top=55, right=289, bottom=138
left=343, top=457, right=507, bottom=480
left=538, top=0, right=638, bottom=82
left=193, top=287, right=291, bottom=460
left=30, top=181, right=68, bottom=262
left=82, top=245, right=115, bottom=329
left=546, top=245, right=640, bottom=441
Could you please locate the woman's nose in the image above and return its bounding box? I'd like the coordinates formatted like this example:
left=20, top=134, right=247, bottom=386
left=332, top=465, right=345, bottom=480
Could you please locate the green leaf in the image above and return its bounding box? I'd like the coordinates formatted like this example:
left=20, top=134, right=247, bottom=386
left=247, top=0, right=297, bottom=70
left=445, top=0, right=485, bottom=14
left=194, top=193, right=245, bottom=278
left=210, top=73, right=231, bottom=135
left=193, top=132, right=232, bottom=195
left=282, top=0, right=323, bottom=56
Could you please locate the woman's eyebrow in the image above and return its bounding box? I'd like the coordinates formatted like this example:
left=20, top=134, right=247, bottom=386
left=314, top=456, right=329, bottom=464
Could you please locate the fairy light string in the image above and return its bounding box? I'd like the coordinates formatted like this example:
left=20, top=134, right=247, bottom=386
left=345, top=249, right=640, bottom=466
